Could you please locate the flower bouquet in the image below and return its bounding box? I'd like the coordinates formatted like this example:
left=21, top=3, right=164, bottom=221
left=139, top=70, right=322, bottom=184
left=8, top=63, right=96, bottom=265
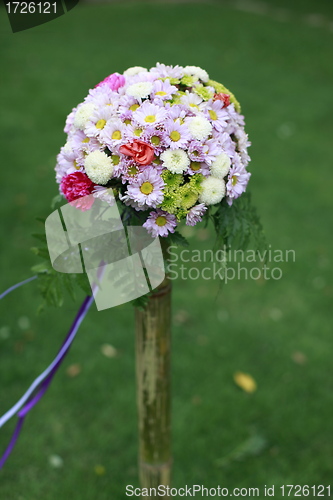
left=56, top=63, right=251, bottom=239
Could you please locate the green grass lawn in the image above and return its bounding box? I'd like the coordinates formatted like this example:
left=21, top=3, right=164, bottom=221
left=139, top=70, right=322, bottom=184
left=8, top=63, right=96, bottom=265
left=0, top=1, right=333, bottom=498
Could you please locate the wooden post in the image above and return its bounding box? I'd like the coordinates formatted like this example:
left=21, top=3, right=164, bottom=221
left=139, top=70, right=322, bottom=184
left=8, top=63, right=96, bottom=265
left=135, top=241, right=172, bottom=497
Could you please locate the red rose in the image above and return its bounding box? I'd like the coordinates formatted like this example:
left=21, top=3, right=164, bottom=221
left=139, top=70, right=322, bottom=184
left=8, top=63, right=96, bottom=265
left=213, top=92, right=231, bottom=107
left=60, top=171, right=96, bottom=211
left=119, top=140, right=155, bottom=166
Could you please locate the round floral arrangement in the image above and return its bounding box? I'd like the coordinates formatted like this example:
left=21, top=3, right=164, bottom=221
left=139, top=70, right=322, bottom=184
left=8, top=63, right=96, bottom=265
left=56, top=63, right=251, bottom=238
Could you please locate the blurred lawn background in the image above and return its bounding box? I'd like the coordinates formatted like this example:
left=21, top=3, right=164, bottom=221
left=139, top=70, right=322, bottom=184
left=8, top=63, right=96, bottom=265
left=0, top=0, right=333, bottom=498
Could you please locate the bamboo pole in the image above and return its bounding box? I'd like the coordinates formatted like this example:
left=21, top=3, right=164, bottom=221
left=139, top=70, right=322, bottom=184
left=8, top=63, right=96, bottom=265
left=135, top=241, right=172, bottom=497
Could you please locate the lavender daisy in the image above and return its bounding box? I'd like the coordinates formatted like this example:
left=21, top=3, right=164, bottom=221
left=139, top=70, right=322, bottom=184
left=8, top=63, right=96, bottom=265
left=133, top=101, right=168, bottom=127
left=100, top=119, right=126, bottom=147
left=164, top=119, right=191, bottom=150
left=205, top=100, right=228, bottom=132
left=226, top=156, right=251, bottom=205
left=186, top=203, right=207, bottom=226
left=143, top=209, right=177, bottom=238
left=143, top=126, right=167, bottom=154
left=126, top=167, right=165, bottom=208
left=151, top=79, right=178, bottom=102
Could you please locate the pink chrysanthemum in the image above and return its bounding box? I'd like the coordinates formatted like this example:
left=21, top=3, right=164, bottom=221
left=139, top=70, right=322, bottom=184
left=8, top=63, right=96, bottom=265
left=95, top=72, right=126, bottom=92
left=61, top=171, right=96, bottom=207
left=143, top=209, right=177, bottom=237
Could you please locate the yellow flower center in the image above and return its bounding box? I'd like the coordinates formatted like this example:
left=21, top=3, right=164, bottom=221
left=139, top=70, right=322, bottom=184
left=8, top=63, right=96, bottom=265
left=112, top=130, right=121, bottom=140
left=232, top=175, right=238, bottom=186
left=73, top=160, right=80, bottom=170
left=209, top=110, right=218, bottom=121
left=155, top=91, right=167, bottom=96
left=156, top=216, right=167, bottom=227
left=111, top=154, right=120, bottom=165
left=145, top=115, right=156, bottom=123
left=151, top=136, right=161, bottom=146
left=140, top=182, right=154, bottom=195
left=170, top=131, right=181, bottom=142
left=82, top=137, right=90, bottom=143
left=124, top=119, right=132, bottom=125
left=134, top=128, right=143, bottom=137
left=191, top=162, right=201, bottom=171
left=190, top=103, right=199, bottom=109
left=128, top=165, right=139, bottom=176
left=96, top=119, right=106, bottom=129
left=130, top=104, right=140, bottom=112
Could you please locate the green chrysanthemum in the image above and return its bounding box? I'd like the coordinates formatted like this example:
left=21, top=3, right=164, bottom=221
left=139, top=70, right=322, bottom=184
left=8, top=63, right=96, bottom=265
left=207, top=79, right=241, bottom=113
left=178, top=184, right=199, bottom=210
left=176, top=208, right=188, bottom=221
left=170, top=90, right=186, bottom=105
left=161, top=170, right=184, bottom=192
left=189, top=174, right=204, bottom=193
left=160, top=77, right=181, bottom=85
left=159, top=192, right=180, bottom=214
left=193, top=84, right=214, bottom=101
left=180, top=75, right=197, bottom=87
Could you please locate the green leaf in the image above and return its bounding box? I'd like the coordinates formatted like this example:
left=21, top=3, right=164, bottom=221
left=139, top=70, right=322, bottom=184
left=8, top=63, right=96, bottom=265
left=131, top=292, right=152, bottom=310
left=32, top=233, right=47, bottom=243
left=51, top=193, right=64, bottom=210
left=166, top=230, right=189, bottom=248
left=212, top=192, right=266, bottom=254
left=31, top=262, right=51, bottom=273
left=75, top=273, right=92, bottom=296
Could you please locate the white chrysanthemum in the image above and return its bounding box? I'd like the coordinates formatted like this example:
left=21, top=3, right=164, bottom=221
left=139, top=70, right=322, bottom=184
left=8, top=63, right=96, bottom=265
left=73, top=103, right=96, bottom=130
left=210, top=153, right=231, bottom=179
left=126, top=81, right=153, bottom=100
left=188, top=116, right=212, bottom=141
left=84, top=150, right=114, bottom=185
left=160, top=149, right=190, bottom=174
left=199, top=176, right=226, bottom=205
left=124, top=66, right=148, bottom=77
left=184, top=65, right=209, bottom=83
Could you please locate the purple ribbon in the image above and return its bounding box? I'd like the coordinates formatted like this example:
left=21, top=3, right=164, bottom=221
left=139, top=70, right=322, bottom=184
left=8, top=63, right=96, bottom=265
left=0, top=277, right=93, bottom=469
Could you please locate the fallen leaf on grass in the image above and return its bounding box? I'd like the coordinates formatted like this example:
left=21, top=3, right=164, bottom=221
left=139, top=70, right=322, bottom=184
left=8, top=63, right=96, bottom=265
left=94, top=464, right=106, bottom=476
left=233, top=371, right=257, bottom=393
left=215, top=433, right=267, bottom=467
left=101, top=344, right=117, bottom=358
left=66, top=364, right=81, bottom=377
left=292, top=351, right=307, bottom=365
left=48, top=454, right=63, bottom=468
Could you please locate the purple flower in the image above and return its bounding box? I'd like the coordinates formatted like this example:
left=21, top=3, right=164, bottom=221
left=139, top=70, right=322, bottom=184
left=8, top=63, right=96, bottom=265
left=188, top=140, right=206, bottom=162
left=143, top=209, right=177, bottom=237
left=126, top=167, right=165, bottom=208
left=186, top=203, right=207, bottom=226
left=151, top=79, right=178, bottom=101
left=226, top=156, right=251, bottom=205
left=187, top=161, right=210, bottom=176
left=142, top=126, right=168, bottom=154
left=205, top=99, right=228, bottom=132
left=64, top=107, right=76, bottom=134
left=164, top=119, right=191, bottom=150
left=201, top=138, right=222, bottom=166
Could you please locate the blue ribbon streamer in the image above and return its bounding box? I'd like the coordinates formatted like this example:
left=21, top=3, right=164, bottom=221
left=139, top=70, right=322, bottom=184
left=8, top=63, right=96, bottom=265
left=0, top=277, right=93, bottom=469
